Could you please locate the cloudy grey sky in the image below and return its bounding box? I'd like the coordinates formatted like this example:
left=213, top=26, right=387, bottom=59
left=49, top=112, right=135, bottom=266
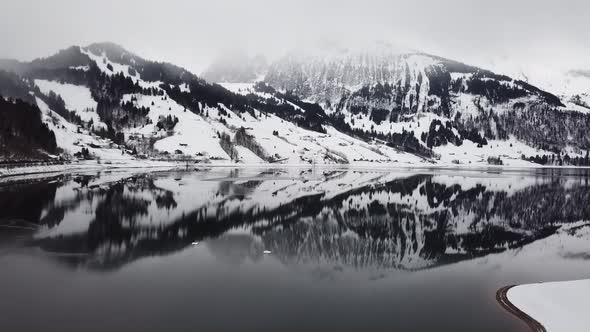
left=1, top=0, right=589, bottom=75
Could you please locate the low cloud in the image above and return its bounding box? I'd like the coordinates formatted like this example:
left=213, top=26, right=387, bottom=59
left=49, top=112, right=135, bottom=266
left=0, top=0, right=588, bottom=75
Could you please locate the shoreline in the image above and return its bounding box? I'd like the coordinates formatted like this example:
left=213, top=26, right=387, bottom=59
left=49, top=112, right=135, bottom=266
left=1, top=160, right=590, bottom=180
left=496, top=285, right=546, bottom=332
left=0, top=160, right=182, bottom=180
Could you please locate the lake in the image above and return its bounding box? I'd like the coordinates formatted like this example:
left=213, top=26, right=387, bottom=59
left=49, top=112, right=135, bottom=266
left=1, top=167, right=590, bottom=332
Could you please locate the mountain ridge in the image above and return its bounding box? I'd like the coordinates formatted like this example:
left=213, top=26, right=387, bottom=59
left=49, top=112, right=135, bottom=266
left=0, top=42, right=589, bottom=167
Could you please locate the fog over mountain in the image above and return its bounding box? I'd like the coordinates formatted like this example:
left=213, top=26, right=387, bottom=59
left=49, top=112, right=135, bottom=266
left=1, top=0, right=589, bottom=78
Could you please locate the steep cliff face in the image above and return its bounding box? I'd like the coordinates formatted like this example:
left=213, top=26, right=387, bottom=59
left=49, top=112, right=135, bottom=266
left=266, top=47, right=563, bottom=121
left=266, top=49, right=437, bottom=113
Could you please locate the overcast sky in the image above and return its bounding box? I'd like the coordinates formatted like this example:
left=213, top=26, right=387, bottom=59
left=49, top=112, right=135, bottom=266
left=1, top=0, right=589, bottom=75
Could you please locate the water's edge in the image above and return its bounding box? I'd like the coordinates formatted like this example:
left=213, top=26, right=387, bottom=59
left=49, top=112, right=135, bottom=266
left=497, top=286, right=546, bottom=332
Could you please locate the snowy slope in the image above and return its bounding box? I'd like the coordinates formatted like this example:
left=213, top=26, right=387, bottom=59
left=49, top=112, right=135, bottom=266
left=34, top=79, right=106, bottom=129
left=73, top=46, right=420, bottom=165
left=121, top=77, right=577, bottom=166
left=35, top=97, right=135, bottom=161
left=80, top=46, right=164, bottom=90
left=122, top=90, right=424, bottom=165
left=122, top=93, right=231, bottom=159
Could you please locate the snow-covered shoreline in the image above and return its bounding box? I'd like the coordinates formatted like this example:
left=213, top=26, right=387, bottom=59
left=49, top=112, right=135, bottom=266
left=0, top=160, right=181, bottom=179
left=2, top=159, right=589, bottom=180
left=496, top=222, right=590, bottom=332
left=505, top=279, right=590, bottom=332
left=497, top=285, right=546, bottom=332
left=196, top=161, right=590, bottom=170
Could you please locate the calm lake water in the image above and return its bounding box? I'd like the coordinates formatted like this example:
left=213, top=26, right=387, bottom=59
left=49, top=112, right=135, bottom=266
left=1, top=167, right=590, bottom=332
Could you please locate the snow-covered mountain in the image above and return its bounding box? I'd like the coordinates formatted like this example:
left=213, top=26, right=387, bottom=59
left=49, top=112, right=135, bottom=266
left=0, top=43, right=420, bottom=165
left=264, top=45, right=590, bottom=163
left=1, top=42, right=589, bottom=167
left=478, top=56, right=590, bottom=97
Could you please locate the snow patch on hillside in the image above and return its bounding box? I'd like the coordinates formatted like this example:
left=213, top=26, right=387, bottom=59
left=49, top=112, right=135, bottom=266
left=81, top=47, right=137, bottom=78
left=219, top=82, right=277, bottom=101
left=80, top=47, right=164, bottom=91
left=34, top=79, right=105, bottom=128
left=69, top=65, right=90, bottom=72
left=35, top=97, right=134, bottom=161
left=179, top=83, right=190, bottom=93
left=219, top=82, right=256, bottom=95
left=433, top=136, right=552, bottom=167
left=121, top=87, right=426, bottom=165
left=561, top=94, right=590, bottom=114
left=235, top=146, right=265, bottom=163
left=122, top=94, right=230, bottom=159
left=560, top=102, right=590, bottom=114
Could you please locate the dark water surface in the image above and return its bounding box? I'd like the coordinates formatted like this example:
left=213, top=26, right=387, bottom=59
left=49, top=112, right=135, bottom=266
left=1, top=167, right=590, bottom=332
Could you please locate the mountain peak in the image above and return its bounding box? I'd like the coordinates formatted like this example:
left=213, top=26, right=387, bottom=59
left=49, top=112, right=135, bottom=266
left=83, top=42, right=144, bottom=67
left=85, top=41, right=127, bottom=51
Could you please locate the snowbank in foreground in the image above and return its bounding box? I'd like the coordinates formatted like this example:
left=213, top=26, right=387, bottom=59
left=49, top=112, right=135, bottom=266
left=508, top=279, right=590, bottom=331
left=503, top=222, right=590, bottom=332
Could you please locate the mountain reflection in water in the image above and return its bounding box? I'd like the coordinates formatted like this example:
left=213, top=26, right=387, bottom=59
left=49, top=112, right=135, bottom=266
left=2, top=168, right=589, bottom=271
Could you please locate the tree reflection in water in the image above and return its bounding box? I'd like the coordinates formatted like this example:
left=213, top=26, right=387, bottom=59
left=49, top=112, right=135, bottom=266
left=1, top=168, right=589, bottom=271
